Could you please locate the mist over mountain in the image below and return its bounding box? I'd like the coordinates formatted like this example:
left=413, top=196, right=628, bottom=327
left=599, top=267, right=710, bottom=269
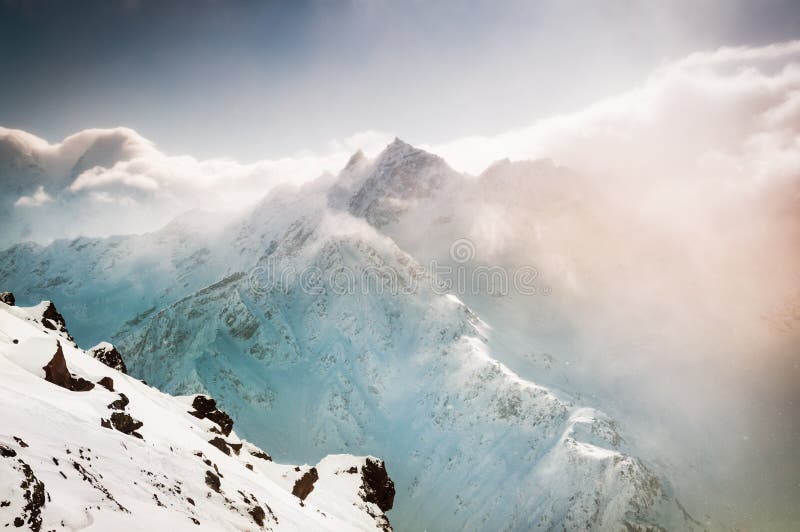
left=2, top=40, right=799, bottom=531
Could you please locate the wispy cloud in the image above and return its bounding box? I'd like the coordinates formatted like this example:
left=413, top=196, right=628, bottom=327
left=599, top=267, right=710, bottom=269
left=14, top=185, right=52, bottom=207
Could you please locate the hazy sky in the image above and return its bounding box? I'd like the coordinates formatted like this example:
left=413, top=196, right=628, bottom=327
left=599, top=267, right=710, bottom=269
left=2, top=0, right=800, bottom=161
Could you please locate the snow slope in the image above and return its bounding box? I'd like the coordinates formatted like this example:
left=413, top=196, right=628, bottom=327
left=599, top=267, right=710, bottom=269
left=0, top=297, right=395, bottom=531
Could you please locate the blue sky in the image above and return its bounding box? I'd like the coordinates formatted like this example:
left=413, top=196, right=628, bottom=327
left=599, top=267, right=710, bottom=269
left=2, top=0, right=799, bottom=160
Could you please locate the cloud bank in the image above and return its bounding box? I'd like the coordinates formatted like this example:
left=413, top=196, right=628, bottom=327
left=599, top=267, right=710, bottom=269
left=0, top=125, right=393, bottom=245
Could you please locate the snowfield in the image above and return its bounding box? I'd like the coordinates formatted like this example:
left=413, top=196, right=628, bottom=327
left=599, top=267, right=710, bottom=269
left=0, top=298, right=395, bottom=531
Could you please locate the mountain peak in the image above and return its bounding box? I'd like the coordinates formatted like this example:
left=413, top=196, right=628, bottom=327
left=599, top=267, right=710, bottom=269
left=372, top=137, right=438, bottom=171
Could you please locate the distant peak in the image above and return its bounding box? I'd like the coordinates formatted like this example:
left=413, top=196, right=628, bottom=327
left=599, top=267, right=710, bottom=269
left=386, top=137, right=414, bottom=152
left=376, top=137, right=429, bottom=163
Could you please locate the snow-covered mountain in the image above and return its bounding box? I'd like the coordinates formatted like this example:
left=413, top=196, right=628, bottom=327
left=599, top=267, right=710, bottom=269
left=0, top=295, right=395, bottom=531
left=0, top=139, right=710, bottom=531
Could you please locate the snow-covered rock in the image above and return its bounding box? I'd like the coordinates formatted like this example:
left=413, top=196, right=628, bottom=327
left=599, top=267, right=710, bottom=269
left=0, top=298, right=395, bottom=531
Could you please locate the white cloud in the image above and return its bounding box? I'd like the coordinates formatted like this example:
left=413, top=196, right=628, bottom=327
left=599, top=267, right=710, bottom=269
left=0, top=126, right=395, bottom=243
left=14, top=185, right=52, bottom=207
left=2, top=40, right=799, bottom=251
left=428, top=40, right=800, bottom=184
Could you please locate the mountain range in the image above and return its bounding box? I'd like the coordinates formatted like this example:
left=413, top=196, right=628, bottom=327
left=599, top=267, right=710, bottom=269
left=0, top=138, right=712, bottom=530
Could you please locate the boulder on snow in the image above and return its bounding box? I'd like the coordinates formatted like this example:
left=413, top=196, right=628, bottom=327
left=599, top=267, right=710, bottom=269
left=42, top=341, right=94, bottom=392
left=88, top=342, right=127, bottom=374
left=189, top=395, right=234, bottom=436
left=292, top=467, right=319, bottom=501
left=205, top=470, right=221, bottom=493
left=0, top=291, right=14, bottom=305
left=110, top=412, right=143, bottom=439
left=249, top=505, right=266, bottom=526
left=208, top=437, right=231, bottom=456
left=107, top=393, right=129, bottom=411
left=361, top=458, right=395, bottom=512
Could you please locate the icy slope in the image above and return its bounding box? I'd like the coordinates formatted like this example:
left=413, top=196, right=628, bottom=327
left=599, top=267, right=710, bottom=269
left=0, top=297, right=395, bottom=531
left=0, top=211, right=228, bottom=346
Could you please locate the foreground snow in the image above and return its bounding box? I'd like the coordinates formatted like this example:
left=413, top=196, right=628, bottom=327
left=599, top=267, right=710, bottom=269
left=0, top=298, right=394, bottom=531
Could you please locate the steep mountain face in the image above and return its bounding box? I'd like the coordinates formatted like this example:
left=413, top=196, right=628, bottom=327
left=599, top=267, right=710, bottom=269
left=334, top=138, right=462, bottom=227
left=0, top=140, right=707, bottom=530
left=0, top=296, right=395, bottom=531
left=113, top=206, right=698, bottom=530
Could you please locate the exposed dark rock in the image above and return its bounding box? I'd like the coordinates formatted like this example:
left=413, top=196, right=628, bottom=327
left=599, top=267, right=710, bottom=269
left=189, top=395, right=233, bottom=436
left=0, top=444, right=17, bottom=457
left=13, top=437, right=28, bottom=448
left=107, top=393, right=129, bottom=410
left=70, top=377, right=95, bottom=392
left=12, top=339, right=18, bottom=344
left=189, top=517, right=200, bottom=525
left=205, top=470, right=221, bottom=493
left=109, top=412, right=143, bottom=439
left=42, top=342, right=71, bottom=389
left=347, top=466, right=358, bottom=474
left=249, top=449, right=272, bottom=462
left=40, top=301, right=72, bottom=340
left=42, top=342, right=94, bottom=392
left=97, top=377, right=114, bottom=391
left=186, top=497, right=195, bottom=506
left=100, top=418, right=112, bottom=429
left=0, top=291, right=14, bottom=305
left=360, top=458, right=395, bottom=512
left=245, top=463, right=253, bottom=471
left=88, top=343, right=127, bottom=374
left=18, top=459, right=46, bottom=531
left=71, top=460, right=128, bottom=512
left=208, top=437, right=230, bottom=456
left=291, top=468, right=319, bottom=501
left=249, top=505, right=266, bottom=526
left=228, top=442, right=242, bottom=456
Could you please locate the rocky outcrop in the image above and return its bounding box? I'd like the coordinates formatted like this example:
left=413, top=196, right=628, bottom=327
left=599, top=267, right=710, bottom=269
left=0, top=291, right=14, bottom=305
left=41, top=301, right=68, bottom=333
left=360, top=458, right=395, bottom=512
left=291, top=468, right=319, bottom=501
left=42, top=342, right=94, bottom=392
left=204, top=470, right=221, bottom=493
left=107, top=393, right=129, bottom=411
left=108, top=412, right=143, bottom=439
left=189, top=395, right=233, bottom=436
left=88, top=343, right=127, bottom=374
left=207, top=437, right=241, bottom=456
